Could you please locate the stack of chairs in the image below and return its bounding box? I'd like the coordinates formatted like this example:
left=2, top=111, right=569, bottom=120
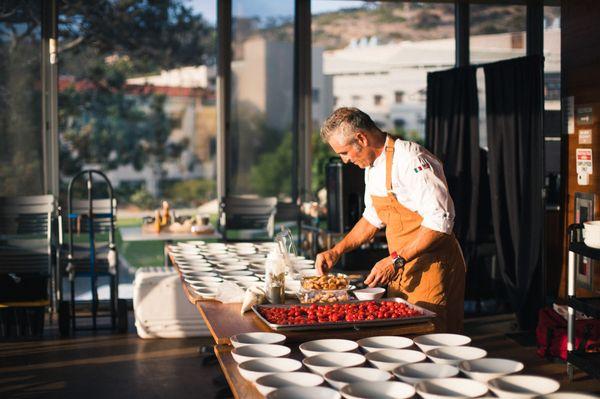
left=218, top=196, right=278, bottom=242
left=0, top=195, right=55, bottom=338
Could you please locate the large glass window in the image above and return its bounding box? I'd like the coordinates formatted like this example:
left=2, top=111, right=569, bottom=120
left=544, top=6, right=561, bottom=206
left=310, top=1, right=455, bottom=193
left=58, top=1, right=217, bottom=212
left=470, top=4, right=526, bottom=149
left=470, top=4, right=527, bottom=64
left=229, top=0, right=295, bottom=200
left=0, top=0, right=44, bottom=196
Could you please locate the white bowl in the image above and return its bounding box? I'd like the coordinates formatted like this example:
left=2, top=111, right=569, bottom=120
left=189, top=281, right=222, bottom=289
left=299, top=339, right=359, bottom=357
left=416, top=377, right=489, bottom=398
left=188, top=276, right=222, bottom=283
left=341, top=381, right=415, bottom=399
left=302, top=353, right=366, bottom=376
left=353, top=287, right=386, bottom=300
left=393, top=363, right=459, bottom=385
left=324, top=367, right=391, bottom=389
left=183, top=270, right=219, bottom=278
left=266, top=386, right=341, bottom=399
left=255, top=372, right=324, bottom=396
left=193, top=287, right=219, bottom=299
left=237, top=358, right=302, bottom=382
left=225, top=275, right=260, bottom=283
left=231, top=344, right=291, bottom=364
left=217, top=258, right=249, bottom=265
left=179, top=266, right=214, bottom=273
left=366, top=349, right=426, bottom=371
left=220, top=270, right=254, bottom=277
left=215, top=264, right=249, bottom=271
left=537, top=393, right=600, bottom=399
left=236, top=281, right=263, bottom=289
left=414, top=333, right=472, bottom=353
left=230, top=332, right=286, bottom=348
left=357, top=336, right=413, bottom=353
left=458, top=358, right=524, bottom=382
left=426, top=346, right=487, bottom=365
left=487, top=375, right=560, bottom=398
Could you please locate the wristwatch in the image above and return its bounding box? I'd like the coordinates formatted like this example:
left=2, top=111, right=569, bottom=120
left=390, top=251, right=406, bottom=273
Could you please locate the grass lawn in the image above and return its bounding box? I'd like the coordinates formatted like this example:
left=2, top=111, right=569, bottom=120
left=115, top=215, right=220, bottom=268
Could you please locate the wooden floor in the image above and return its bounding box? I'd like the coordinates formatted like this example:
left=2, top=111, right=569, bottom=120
left=0, top=312, right=598, bottom=399
left=0, top=314, right=225, bottom=399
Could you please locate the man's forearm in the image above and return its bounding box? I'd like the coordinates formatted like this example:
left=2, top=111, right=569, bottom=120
left=396, top=226, right=448, bottom=262
left=332, top=217, right=379, bottom=256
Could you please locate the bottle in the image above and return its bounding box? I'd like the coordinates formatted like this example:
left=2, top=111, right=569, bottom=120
left=264, top=249, right=285, bottom=304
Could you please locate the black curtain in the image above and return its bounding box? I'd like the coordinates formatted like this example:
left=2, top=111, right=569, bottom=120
left=484, top=56, right=544, bottom=330
left=425, top=66, right=481, bottom=260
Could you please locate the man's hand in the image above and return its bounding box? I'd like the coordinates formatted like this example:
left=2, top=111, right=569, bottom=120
left=364, top=256, right=396, bottom=287
left=315, top=248, right=341, bottom=275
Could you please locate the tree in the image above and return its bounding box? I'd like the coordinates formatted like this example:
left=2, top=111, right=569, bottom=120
left=57, top=1, right=214, bottom=190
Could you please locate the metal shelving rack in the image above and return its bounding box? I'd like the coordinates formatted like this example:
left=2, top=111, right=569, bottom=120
left=566, top=224, right=600, bottom=381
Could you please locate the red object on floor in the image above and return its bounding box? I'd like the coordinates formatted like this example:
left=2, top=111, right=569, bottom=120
left=536, top=307, right=600, bottom=361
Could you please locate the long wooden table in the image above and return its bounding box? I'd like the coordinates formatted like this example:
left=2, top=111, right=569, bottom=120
left=171, top=252, right=435, bottom=399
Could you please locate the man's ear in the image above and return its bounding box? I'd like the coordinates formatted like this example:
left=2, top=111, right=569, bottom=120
left=355, top=131, right=369, bottom=147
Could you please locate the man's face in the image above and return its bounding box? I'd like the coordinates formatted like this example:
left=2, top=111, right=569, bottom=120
left=328, top=132, right=371, bottom=169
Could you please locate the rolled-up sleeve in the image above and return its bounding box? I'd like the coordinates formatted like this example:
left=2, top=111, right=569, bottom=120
left=405, top=154, right=455, bottom=234
left=362, top=169, right=384, bottom=229
left=363, top=192, right=384, bottom=228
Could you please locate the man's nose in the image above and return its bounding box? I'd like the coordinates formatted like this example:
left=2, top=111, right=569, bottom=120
left=340, top=155, right=350, bottom=164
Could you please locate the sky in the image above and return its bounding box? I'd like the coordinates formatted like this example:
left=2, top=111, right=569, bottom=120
left=189, top=0, right=363, bottom=24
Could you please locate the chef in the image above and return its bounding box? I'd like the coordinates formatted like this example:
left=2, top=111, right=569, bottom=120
left=315, top=107, right=466, bottom=333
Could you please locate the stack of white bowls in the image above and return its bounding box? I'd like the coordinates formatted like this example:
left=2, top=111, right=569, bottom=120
left=246, top=332, right=564, bottom=399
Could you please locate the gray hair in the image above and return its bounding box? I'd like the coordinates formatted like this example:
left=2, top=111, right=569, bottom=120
left=320, top=107, right=379, bottom=144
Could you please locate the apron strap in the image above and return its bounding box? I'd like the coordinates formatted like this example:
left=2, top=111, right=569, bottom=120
left=385, top=135, right=395, bottom=192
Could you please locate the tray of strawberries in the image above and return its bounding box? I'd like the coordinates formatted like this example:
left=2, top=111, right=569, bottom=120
left=252, top=298, right=435, bottom=331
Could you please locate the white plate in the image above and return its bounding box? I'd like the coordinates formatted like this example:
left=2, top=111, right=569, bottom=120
left=416, top=377, right=488, bottom=399
left=230, top=332, right=286, bottom=348
left=266, top=386, right=340, bottom=399
left=414, top=333, right=472, bottom=353
left=458, top=358, right=524, bottom=382
left=357, top=335, right=413, bottom=353
left=237, top=358, right=302, bottom=382
left=393, top=363, right=459, bottom=385
left=487, top=375, right=560, bottom=398
left=426, top=346, right=487, bottom=365
left=302, top=352, right=366, bottom=376
left=255, top=372, right=324, bottom=396
left=324, top=367, right=391, bottom=390
left=340, top=381, right=415, bottom=399
left=299, top=339, right=358, bottom=357
left=220, top=270, right=254, bottom=276
left=231, top=344, right=290, bottom=364
left=366, top=349, right=426, bottom=371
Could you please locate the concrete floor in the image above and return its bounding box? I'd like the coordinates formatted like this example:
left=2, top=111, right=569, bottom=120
left=0, top=312, right=599, bottom=399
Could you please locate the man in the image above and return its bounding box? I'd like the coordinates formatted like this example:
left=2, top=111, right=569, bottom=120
left=315, top=107, right=466, bottom=333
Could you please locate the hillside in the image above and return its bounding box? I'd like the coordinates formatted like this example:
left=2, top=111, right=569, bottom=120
left=259, top=3, right=559, bottom=50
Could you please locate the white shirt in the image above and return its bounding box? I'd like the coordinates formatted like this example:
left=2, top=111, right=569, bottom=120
left=362, top=139, right=455, bottom=234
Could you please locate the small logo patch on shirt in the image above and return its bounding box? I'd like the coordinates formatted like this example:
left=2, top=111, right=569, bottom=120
left=413, top=163, right=431, bottom=174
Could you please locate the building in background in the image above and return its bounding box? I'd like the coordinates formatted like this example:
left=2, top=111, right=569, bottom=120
left=323, top=28, right=560, bottom=138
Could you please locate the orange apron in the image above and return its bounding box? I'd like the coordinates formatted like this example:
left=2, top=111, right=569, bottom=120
left=371, top=137, right=466, bottom=333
